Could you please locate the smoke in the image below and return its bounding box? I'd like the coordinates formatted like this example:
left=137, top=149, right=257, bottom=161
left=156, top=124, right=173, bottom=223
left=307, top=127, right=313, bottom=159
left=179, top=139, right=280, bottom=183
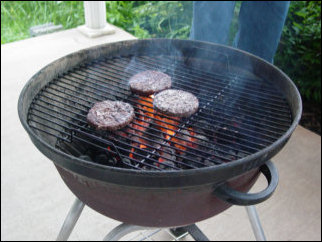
left=190, top=1, right=237, bottom=45
left=124, top=39, right=185, bottom=83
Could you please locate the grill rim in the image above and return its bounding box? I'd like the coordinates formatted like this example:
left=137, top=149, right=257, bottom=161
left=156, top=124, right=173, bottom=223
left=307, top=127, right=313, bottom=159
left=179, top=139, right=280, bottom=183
left=18, top=38, right=302, bottom=187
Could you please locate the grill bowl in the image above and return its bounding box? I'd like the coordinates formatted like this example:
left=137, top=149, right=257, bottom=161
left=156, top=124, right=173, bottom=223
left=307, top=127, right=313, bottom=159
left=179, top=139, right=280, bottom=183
left=18, top=39, right=301, bottom=227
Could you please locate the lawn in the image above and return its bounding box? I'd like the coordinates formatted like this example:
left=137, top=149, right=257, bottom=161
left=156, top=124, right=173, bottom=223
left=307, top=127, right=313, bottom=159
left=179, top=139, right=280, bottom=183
left=1, top=1, right=84, bottom=44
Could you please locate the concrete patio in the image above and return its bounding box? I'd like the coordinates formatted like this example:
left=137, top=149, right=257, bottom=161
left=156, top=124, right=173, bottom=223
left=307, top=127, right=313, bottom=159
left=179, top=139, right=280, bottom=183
left=1, top=26, right=321, bottom=241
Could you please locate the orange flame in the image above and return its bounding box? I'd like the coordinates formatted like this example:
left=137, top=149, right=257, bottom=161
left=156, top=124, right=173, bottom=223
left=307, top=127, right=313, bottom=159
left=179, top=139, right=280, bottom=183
left=172, top=127, right=197, bottom=153
left=158, top=157, right=165, bottom=163
left=129, top=147, right=135, bottom=159
left=139, top=96, right=154, bottom=119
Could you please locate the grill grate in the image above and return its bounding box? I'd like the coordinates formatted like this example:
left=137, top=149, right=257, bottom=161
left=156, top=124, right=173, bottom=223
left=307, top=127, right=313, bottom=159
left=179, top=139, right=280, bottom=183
left=27, top=55, right=292, bottom=171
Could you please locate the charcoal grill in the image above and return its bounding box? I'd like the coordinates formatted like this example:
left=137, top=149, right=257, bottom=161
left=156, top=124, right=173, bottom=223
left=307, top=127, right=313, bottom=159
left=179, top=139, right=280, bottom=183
left=18, top=39, right=301, bottom=232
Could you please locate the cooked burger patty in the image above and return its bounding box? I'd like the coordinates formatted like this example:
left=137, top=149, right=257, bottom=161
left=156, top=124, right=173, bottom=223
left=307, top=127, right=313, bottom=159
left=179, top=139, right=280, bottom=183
left=129, top=70, right=172, bottom=96
left=87, top=100, right=134, bottom=131
left=153, top=89, right=199, bottom=117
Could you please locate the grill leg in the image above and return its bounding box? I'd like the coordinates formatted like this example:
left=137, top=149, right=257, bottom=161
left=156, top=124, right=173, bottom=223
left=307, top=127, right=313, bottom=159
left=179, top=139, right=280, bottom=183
left=56, top=198, right=85, bottom=241
left=103, top=223, right=154, bottom=241
left=170, top=224, right=209, bottom=241
left=246, top=205, right=267, bottom=241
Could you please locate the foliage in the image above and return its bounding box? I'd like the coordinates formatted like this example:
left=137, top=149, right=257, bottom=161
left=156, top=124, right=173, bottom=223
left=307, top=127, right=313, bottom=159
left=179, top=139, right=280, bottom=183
left=275, top=1, right=321, bottom=103
left=1, top=1, right=84, bottom=44
left=106, top=1, right=192, bottom=39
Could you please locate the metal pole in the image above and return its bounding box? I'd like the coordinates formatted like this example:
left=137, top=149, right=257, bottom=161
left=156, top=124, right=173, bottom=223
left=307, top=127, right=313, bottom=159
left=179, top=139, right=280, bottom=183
left=103, top=223, right=154, bottom=241
left=245, top=205, right=267, bottom=241
left=56, top=198, right=85, bottom=241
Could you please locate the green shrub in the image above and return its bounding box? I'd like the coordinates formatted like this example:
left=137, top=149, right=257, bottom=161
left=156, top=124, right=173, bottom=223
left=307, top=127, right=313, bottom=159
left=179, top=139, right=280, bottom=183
left=275, top=1, right=321, bottom=103
left=106, top=1, right=192, bottom=39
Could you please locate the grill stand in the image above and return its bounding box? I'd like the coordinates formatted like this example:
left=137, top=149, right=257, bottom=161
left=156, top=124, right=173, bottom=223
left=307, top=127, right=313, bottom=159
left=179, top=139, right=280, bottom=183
left=56, top=197, right=266, bottom=241
left=56, top=198, right=85, bottom=241
left=246, top=205, right=266, bottom=241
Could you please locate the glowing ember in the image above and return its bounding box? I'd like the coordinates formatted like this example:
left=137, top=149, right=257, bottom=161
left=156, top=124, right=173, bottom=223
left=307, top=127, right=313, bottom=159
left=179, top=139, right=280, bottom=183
left=155, top=113, right=180, bottom=139
left=126, top=94, right=156, bottom=162
left=129, top=147, right=135, bottom=159
left=127, top=94, right=199, bottom=166
left=172, top=127, right=198, bottom=153
left=139, top=96, right=154, bottom=119
left=167, top=130, right=175, bottom=136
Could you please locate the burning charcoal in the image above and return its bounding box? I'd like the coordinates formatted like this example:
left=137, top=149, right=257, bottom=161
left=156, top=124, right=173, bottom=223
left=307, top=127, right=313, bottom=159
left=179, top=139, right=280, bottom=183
left=162, top=147, right=176, bottom=162
left=204, top=158, right=216, bottom=166
left=151, top=140, right=162, bottom=150
left=195, top=134, right=209, bottom=150
left=213, top=148, right=230, bottom=163
left=84, top=149, right=94, bottom=158
left=153, top=142, right=162, bottom=150
left=150, top=134, right=164, bottom=150
left=205, top=156, right=224, bottom=165
left=173, top=129, right=193, bottom=151
left=214, top=149, right=236, bottom=162
left=108, top=157, right=118, bottom=166
left=157, top=146, right=176, bottom=167
left=193, top=129, right=207, bottom=137
left=189, top=156, right=204, bottom=168
left=141, top=166, right=151, bottom=170
left=121, top=158, right=132, bottom=167
left=195, top=119, right=213, bottom=134
left=78, top=155, right=92, bottom=162
left=94, top=153, right=110, bottom=165
left=176, top=151, right=203, bottom=168
left=93, top=152, right=117, bottom=166
left=219, top=125, right=239, bottom=137
left=159, top=160, right=176, bottom=170
left=164, top=146, right=175, bottom=155
left=57, top=136, right=87, bottom=156
left=236, top=151, right=248, bottom=159
left=227, top=149, right=237, bottom=160
left=180, top=129, right=191, bottom=139
left=145, top=128, right=163, bottom=150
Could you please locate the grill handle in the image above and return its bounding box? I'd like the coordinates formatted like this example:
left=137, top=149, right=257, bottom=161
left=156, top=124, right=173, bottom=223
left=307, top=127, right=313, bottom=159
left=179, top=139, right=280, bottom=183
left=213, top=160, right=278, bottom=206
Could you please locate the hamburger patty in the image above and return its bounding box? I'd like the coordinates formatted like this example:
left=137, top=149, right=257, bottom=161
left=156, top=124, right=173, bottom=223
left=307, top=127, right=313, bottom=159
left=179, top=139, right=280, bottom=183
left=87, top=100, right=135, bottom=131
left=129, top=70, right=172, bottom=96
left=153, top=89, right=199, bottom=117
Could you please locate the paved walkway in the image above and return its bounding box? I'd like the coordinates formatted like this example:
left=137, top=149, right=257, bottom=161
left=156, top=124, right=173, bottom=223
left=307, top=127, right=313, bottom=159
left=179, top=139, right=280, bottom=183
left=1, top=26, right=321, bottom=241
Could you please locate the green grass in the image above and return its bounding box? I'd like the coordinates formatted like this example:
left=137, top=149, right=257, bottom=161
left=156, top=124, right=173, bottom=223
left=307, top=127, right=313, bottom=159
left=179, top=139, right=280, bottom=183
left=1, top=1, right=84, bottom=44
left=1, top=1, right=194, bottom=44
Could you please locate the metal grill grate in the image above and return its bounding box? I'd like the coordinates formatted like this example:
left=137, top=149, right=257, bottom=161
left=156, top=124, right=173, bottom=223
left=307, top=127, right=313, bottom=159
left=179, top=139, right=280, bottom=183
left=27, top=55, right=292, bottom=171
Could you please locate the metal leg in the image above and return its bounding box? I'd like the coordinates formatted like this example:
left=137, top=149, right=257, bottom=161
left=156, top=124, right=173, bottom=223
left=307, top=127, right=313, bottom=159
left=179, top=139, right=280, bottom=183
left=103, top=223, right=154, bottom=241
left=55, top=199, right=265, bottom=241
left=170, top=224, right=209, bottom=241
left=246, top=205, right=267, bottom=241
left=103, top=223, right=210, bottom=241
left=56, top=198, right=85, bottom=241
